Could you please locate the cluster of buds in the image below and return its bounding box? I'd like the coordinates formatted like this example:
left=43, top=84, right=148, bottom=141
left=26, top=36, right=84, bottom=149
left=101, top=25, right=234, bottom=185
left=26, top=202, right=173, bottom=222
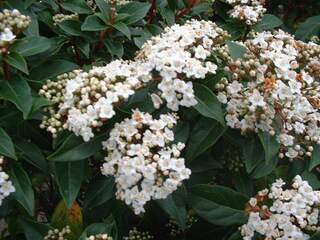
left=101, top=110, right=191, bottom=214
left=53, top=13, right=78, bottom=25
left=0, top=9, right=31, bottom=49
left=44, top=226, right=71, bottom=240
left=39, top=20, right=229, bottom=141
left=241, top=175, right=320, bottom=240
left=222, top=0, right=266, bottom=25
left=124, top=228, right=153, bottom=240
left=86, top=233, right=112, bottom=240
left=39, top=61, right=152, bottom=141
left=136, top=19, right=229, bottom=111
left=217, top=30, right=320, bottom=160
left=0, top=156, right=15, bottom=206
left=166, top=215, right=197, bottom=237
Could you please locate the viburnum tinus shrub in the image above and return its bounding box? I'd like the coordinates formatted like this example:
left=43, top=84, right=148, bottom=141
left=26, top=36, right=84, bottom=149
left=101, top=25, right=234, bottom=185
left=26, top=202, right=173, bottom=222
left=0, top=0, right=319, bottom=239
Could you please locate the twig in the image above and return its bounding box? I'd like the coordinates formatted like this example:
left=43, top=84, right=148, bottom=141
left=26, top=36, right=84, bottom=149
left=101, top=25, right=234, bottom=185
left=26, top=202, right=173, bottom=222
left=175, top=0, right=199, bottom=21
left=148, top=0, right=157, bottom=24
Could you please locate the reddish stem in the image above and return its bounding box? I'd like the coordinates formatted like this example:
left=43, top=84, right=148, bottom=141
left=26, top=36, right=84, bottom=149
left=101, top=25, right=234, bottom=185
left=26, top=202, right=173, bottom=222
left=93, top=0, right=117, bottom=53
left=175, top=0, right=199, bottom=21
left=148, top=0, right=157, bottom=24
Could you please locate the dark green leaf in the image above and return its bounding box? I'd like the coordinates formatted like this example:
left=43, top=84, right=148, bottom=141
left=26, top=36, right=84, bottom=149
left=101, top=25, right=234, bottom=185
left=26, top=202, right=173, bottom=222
left=226, top=41, right=246, bottom=60
left=174, top=122, right=190, bottom=144
left=95, top=0, right=111, bottom=20
left=157, top=189, right=188, bottom=229
left=258, top=131, right=280, bottom=163
left=309, top=144, right=320, bottom=171
left=118, top=2, right=151, bottom=25
left=193, top=83, right=224, bottom=125
left=54, top=161, right=85, bottom=208
left=10, top=36, right=51, bottom=56
left=60, top=0, right=92, bottom=14
left=301, top=171, right=320, bottom=189
left=83, top=176, right=115, bottom=210
left=48, top=134, right=105, bottom=162
left=310, top=232, right=320, bottom=240
left=10, top=163, right=35, bottom=216
left=251, top=155, right=278, bottom=179
left=19, top=218, right=51, bottom=240
left=189, top=185, right=248, bottom=226
left=186, top=118, right=226, bottom=161
left=105, top=39, right=124, bottom=58
left=5, top=51, right=28, bottom=74
left=0, top=76, right=32, bottom=119
left=295, top=15, right=320, bottom=41
left=242, top=136, right=264, bottom=173
left=58, top=20, right=83, bottom=36
left=113, top=22, right=131, bottom=39
left=30, top=59, right=78, bottom=81
left=14, top=138, right=47, bottom=173
left=0, top=128, right=17, bottom=160
left=81, top=15, right=107, bottom=31
left=254, top=14, right=283, bottom=32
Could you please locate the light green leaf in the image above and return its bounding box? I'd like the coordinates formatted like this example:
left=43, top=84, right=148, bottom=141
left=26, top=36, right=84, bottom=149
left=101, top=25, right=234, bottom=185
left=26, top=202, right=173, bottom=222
left=0, top=128, right=17, bottom=160
left=226, top=41, right=246, bottom=60
left=295, top=15, right=320, bottom=41
left=193, top=83, right=225, bottom=125
left=254, top=14, right=283, bottom=32
left=5, top=52, right=28, bottom=74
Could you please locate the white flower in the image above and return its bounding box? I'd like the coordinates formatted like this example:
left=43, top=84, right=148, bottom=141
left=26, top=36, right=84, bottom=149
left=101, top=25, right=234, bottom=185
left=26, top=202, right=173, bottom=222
left=0, top=28, right=16, bottom=42
left=101, top=111, right=190, bottom=214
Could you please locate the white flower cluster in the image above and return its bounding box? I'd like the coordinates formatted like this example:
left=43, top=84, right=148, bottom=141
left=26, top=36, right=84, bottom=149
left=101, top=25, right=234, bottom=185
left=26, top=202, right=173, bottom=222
left=53, top=13, right=78, bottom=25
left=39, top=61, right=152, bottom=141
left=101, top=110, right=191, bottom=214
left=217, top=30, right=320, bottom=160
left=0, top=156, right=15, bottom=206
left=44, top=226, right=71, bottom=240
left=124, top=228, right=153, bottom=240
left=240, top=175, right=320, bottom=240
left=136, top=19, right=228, bottom=111
left=0, top=9, right=31, bottom=48
left=40, top=20, right=228, bottom=141
left=87, top=233, right=112, bottom=240
left=223, top=0, right=266, bottom=25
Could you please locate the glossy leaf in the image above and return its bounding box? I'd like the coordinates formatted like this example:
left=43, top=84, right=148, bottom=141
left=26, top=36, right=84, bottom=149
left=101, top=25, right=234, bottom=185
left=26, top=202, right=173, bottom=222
left=254, top=14, right=283, bottom=32
left=10, top=36, right=51, bottom=56
left=54, top=161, right=85, bottom=208
left=189, top=185, right=248, bottom=226
left=226, top=41, right=246, bottom=60
left=5, top=51, right=28, bottom=74
left=0, top=128, right=17, bottom=160
left=10, top=163, right=35, bottom=216
left=295, top=15, right=320, bottom=40
left=193, top=83, right=224, bottom=125
left=0, top=76, right=32, bottom=119
left=309, top=144, right=320, bottom=171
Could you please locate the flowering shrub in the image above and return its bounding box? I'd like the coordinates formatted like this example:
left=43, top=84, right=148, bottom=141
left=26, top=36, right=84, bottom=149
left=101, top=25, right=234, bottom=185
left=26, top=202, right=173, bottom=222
left=0, top=0, right=319, bottom=240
